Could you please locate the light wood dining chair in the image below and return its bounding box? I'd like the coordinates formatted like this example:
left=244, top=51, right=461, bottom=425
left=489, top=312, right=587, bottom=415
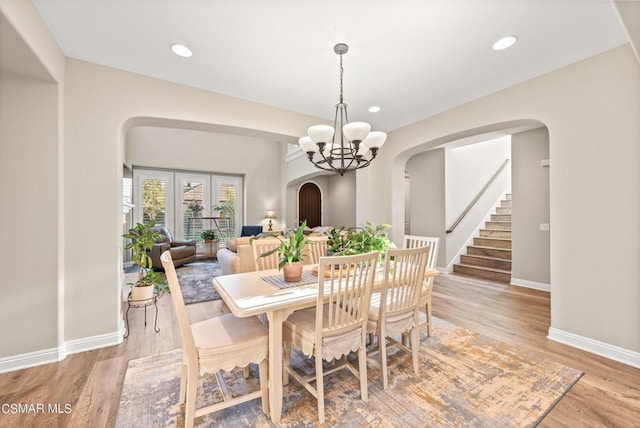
left=304, top=235, right=328, bottom=264
left=367, top=246, right=430, bottom=389
left=282, top=251, right=379, bottom=423
left=251, top=236, right=282, bottom=271
left=403, top=235, right=440, bottom=336
left=161, top=251, right=269, bottom=428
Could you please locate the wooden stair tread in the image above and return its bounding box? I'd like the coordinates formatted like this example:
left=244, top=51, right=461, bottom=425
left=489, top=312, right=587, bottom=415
left=469, top=245, right=512, bottom=251
left=454, top=263, right=511, bottom=274
left=462, top=254, right=511, bottom=262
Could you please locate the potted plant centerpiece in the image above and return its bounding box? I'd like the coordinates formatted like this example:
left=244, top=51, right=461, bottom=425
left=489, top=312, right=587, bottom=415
left=123, top=221, right=169, bottom=301
left=253, top=221, right=308, bottom=282
left=343, top=221, right=396, bottom=261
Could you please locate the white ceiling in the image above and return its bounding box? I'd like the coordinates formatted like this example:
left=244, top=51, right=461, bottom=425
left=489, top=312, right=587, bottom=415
left=31, top=0, right=629, bottom=133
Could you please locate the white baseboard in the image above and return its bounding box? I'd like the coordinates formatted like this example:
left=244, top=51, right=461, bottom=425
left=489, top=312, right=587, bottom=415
left=510, top=277, right=550, bottom=292
left=64, top=329, right=124, bottom=355
left=0, top=330, right=124, bottom=374
left=0, top=347, right=62, bottom=374
left=548, top=327, right=640, bottom=369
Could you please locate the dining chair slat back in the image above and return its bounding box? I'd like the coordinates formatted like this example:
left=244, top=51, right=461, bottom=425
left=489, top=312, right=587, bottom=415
left=367, top=246, right=430, bottom=389
left=283, top=250, right=379, bottom=423
left=304, top=235, right=328, bottom=265
left=403, top=235, right=440, bottom=336
left=251, top=237, right=282, bottom=271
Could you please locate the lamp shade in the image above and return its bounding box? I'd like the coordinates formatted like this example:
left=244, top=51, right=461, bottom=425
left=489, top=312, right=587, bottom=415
left=265, top=210, right=276, bottom=219
left=362, top=131, right=387, bottom=148
left=299, top=136, right=317, bottom=153
left=308, top=125, right=335, bottom=144
left=342, top=122, right=371, bottom=142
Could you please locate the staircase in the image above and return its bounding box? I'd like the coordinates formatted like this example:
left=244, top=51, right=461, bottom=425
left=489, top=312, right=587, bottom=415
left=453, top=194, right=512, bottom=283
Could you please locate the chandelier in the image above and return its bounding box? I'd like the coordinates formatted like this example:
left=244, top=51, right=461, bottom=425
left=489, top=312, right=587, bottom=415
left=298, top=43, right=387, bottom=176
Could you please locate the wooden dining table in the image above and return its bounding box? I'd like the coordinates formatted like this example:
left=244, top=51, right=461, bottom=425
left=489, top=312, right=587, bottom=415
left=212, top=264, right=439, bottom=423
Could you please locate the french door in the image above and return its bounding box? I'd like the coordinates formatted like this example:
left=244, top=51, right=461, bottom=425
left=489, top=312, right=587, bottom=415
left=176, top=172, right=211, bottom=249
left=133, top=170, right=174, bottom=228
left=132, top=169, right=243, bottom=246
left=212, top=175, right=243, bottom=238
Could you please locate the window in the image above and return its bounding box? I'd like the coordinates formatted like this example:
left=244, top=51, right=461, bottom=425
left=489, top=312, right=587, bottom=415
left=132, top=168, right=242, bottom=242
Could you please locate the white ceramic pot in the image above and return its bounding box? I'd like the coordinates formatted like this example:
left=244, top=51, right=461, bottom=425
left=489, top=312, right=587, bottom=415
left=131, top=285, right=154, bottom=301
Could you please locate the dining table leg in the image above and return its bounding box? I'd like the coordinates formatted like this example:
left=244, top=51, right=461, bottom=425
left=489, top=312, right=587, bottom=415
left=266, top=309, right=284, bottom=423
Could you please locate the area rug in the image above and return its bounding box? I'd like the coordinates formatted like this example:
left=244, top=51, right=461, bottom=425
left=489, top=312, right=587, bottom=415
left=116, top=317, right=582, bottom=427
left=172, top=261, right=222, bottom=304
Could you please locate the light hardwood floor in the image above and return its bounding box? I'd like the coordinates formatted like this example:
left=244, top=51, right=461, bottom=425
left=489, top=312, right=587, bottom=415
left=0, top=273, right=638, bottom=427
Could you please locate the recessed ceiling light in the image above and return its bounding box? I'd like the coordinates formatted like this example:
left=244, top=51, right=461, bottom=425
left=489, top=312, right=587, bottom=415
left=171, top=44, right=193, bottom=58
left=368, top=106, right=381, bottom=113
left=492, top=36, right=518, bottom=51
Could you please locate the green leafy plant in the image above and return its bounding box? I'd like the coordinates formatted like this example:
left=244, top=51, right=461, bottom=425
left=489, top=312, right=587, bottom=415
left=212, top=201, right=235, bottom=218
left=327, top=226, right=347, bottom=254
left=200, top=229, right=218, bottom=241
left=123, top=221, right=169, bottom=295
left=187, top=199, right=204, bottom=215
left=252, top=221, right=309, bottom=269
left=343, top=221, right=395, bottom=258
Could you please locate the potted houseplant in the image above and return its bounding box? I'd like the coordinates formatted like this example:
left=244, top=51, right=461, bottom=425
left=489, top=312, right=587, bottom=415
left=212, top=202, right=234, bottom=219
left=187, top=199, right=204, bottom=217
left=200, top=229, right=218, bottom=243
left=123, top=221, right=169, bottom=301
left=253, top=221, right=308, bottom=282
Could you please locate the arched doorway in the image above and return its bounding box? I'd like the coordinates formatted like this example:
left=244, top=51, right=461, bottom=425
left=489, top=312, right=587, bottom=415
left=298, top=182, right=322, bottom=227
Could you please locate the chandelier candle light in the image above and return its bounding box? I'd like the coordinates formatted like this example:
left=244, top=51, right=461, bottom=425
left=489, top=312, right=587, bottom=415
left=299, top=43, right=387, bottom=176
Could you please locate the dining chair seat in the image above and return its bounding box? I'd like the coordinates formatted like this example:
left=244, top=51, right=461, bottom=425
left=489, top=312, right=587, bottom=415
left=285, top=303, right=364, bottom=361
left=191, top=315, right=268, bottom=369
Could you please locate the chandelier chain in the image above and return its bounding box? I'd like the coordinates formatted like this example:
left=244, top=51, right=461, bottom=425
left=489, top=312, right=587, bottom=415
left=339, top=52, right=344, bottom=104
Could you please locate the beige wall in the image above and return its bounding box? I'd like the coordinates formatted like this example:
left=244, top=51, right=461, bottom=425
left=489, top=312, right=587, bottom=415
left=126, top=126, right=283, bottom=228
left=0, top=74, right=60, bottom=357
left=324, top=171, right=357, bottom=228
left=511, top=128, right=550, bottom=286
left=62, top=57, right=325, bottom=343
left=0, top=0, right=65, bottom=362
left=405, top=149, right=446, bottom=268
left=364, top=45, right=640, bottom=354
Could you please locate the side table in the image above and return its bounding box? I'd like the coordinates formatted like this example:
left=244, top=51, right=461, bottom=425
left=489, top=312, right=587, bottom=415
left=123, top=292, right=162, bottom=338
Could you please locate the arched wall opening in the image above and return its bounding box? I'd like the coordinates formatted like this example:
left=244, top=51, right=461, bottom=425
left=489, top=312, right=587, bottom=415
left=389, top=119, right=550, bottom=280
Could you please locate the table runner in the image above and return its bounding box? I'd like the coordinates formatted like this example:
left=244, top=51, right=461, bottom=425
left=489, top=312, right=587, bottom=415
left=262, top=271, right=318, bottom=289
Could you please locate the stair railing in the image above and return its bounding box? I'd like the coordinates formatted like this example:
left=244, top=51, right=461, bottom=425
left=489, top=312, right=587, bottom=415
left=446, top=158, right=510, bottom=234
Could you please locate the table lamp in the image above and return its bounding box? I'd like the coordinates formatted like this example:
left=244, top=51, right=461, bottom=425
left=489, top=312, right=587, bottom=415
left=265, top=210, right=276, bottom=231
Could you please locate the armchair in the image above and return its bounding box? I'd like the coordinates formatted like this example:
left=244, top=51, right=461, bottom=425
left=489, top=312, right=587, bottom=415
left=148, top=225, right=196, bottom=269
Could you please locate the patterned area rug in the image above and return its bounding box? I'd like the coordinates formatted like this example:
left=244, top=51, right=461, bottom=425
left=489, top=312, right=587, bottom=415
left=172, top=261, right=222, bottom=304
left=116, top=317, right=582, bottom=427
